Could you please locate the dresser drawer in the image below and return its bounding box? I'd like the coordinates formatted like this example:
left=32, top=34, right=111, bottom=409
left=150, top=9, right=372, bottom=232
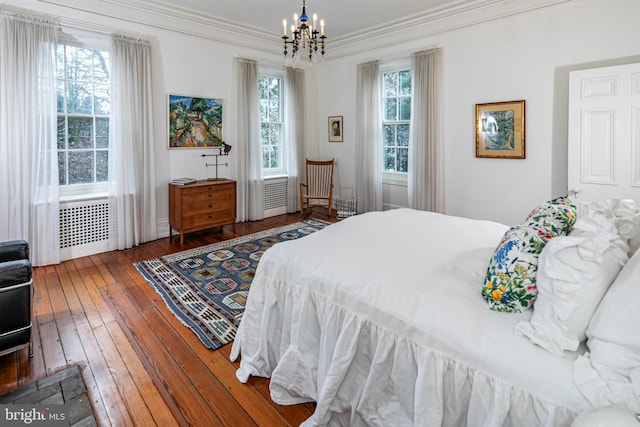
left=182, top=188, right=235, bottom=211
left=182, top=208, right=234, bottom=229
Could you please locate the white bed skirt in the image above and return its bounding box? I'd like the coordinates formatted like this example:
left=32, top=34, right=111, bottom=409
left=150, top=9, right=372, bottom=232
left=231, top=210, right=588, bottom=426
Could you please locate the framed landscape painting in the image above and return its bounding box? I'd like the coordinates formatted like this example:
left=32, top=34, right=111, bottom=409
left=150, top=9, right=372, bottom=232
left=169, top=94, right=223, bottom=148
left=475, top=100, right=525, bottom=159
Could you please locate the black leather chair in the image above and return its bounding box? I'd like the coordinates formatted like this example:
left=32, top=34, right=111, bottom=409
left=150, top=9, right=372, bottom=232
left=0, top=240, right=32, bottom=357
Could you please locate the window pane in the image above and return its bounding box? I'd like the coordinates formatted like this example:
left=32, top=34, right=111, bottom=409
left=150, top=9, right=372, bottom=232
left=56, top=45, right=65, bottom=79
left=66, top=81, right=92, bottom=114
left=383, top=73, right=397, bottom=97
left=259, top=100, right=269, bottom=122
left=58, top=152, right=66, bottom=185
left=269, top=99, right=279, bottom=122
left=397, top=124, right=410, bottom=146
left=262, top=146, right=271, bottom=169
left=399, top=96, right=411, bottom=121
left=94, top=84, right=110, bottom=115
left=383, top=124, right=396, bottom=146
left=57, top=117, right=66, bottom=149
left=384, top=147, right=396, bottom=171
left=96, top=118, right=109, bottom=148
left=270, top=146, right=280, bottom=168
left=399, top=70, right=411, bottom=95
left=269, top=124, right=281, bottom=145
left=96, top=150, right=108, bottom=182
left=384, top=98, right=397, bottom=121
left=65, top=46, right=93, bottom=81
left=68, top=151, right=94, bottom=184
left=397, top=147, right=408, bottom=173
left=68, top=117, right=93, bottom=149
left=258, top=77, right=268, bottom=99
left=93, top=50, right=110, bottom=84
left=56, top=80, right=65, bottom=113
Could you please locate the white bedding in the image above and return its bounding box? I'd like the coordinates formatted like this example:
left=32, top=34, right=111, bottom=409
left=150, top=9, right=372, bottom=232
left=231, top=209, right=591, bottom=426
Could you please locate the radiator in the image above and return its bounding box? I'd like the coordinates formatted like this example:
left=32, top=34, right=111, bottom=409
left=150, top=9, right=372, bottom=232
left=264, top=178, right=288, bottom=217
left=59, top=198, right=114, bottom=260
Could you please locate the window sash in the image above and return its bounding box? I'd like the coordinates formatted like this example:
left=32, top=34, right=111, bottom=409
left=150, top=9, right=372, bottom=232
left=381, top=67, right=412, bottom=174
left=259, top=73, right=285, bottom=176
left=56, top=43, right=110, bottom=195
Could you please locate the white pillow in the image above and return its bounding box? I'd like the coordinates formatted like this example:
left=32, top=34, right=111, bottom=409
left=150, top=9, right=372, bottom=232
left=629, top=211, right=640, bottom=255
left=583, top=198, right=640, bottom=254
left=515, top=214, right=629, bottom=356
left=573, top=247, right=640, bottom=410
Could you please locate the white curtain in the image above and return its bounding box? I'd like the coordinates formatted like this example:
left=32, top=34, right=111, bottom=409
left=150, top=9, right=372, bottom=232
left=0, top=9, right=60, bottom=266
left=234, top=57, right=264, bottom=221
left=355, top=60, right=383, bottom=213
left=109, top=34, right=157, bottom=249
left=284, top=67, right=306, bottom=213
left=408, top=48, right=444, bottom=213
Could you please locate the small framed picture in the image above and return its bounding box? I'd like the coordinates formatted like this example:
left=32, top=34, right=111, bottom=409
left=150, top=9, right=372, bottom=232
left=476, top=100, right=525, bottom=159
left=328, top=116, right=343, bottom=142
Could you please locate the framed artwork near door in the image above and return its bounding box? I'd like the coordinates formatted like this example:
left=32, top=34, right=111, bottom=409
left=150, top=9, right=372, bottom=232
left=475, top=100, right=525, bottom=159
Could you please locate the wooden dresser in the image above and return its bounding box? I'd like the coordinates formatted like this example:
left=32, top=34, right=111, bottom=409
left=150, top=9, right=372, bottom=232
left=169, top=179, right=236, bottom=243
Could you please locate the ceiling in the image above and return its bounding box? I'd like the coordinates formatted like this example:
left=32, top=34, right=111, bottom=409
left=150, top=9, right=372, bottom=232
left=154, top=0, right=471, bottom=41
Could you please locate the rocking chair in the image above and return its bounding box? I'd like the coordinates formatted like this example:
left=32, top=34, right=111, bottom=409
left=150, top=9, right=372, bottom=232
left=300, top=159, right=334, bottom=217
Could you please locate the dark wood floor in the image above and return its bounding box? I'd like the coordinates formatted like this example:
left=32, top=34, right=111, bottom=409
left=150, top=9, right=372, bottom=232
left=0, top=211, right=336, bottom=426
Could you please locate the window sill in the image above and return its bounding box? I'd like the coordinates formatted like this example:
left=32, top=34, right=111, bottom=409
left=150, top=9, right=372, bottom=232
left=382, top=172, right=408, bottom=187
left=265, top=174, right=288, bottom=180
left=60, top=192, right=109, bottom=203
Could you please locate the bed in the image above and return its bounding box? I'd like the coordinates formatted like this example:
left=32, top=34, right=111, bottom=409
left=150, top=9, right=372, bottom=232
left=230, top=204, right=640, bottom=426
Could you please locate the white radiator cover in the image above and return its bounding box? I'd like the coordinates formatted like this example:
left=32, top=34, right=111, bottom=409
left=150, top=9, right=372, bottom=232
left=59, top=198, right=115, bottom=261
left=264, top=177, right=288, bottom=217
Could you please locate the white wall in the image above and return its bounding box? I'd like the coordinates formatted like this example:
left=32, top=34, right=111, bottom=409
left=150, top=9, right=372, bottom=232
left=316, top=0, right=640, bottom=225
left=6, top=0, right=640, bottom=231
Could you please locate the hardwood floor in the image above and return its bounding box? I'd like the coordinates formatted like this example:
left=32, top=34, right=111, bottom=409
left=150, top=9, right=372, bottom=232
left=0, top=211, right=336, bottom=426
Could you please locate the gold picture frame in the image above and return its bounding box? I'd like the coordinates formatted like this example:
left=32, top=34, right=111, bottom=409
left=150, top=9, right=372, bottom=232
left=328, top=116, right=343, bottom=142
left=475, top=100, right=525, bottom=159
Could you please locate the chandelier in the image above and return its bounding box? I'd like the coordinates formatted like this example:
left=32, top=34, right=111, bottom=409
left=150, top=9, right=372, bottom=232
left=281, top=0, right=326, bottom=64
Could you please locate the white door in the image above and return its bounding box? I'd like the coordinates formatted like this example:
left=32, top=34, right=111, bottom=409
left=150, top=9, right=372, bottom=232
left=568, top=62, right=640, bottom=212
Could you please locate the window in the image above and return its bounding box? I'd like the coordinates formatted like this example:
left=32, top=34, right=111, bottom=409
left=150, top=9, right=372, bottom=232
left=382, top=68, right=412, bottom=174
left=56, top=44, right=110, bottom=192
left=259, top=73, right=284, bottom=175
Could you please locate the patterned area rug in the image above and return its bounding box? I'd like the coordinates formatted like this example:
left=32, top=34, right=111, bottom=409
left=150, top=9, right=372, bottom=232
left=134, top=220, right=330, bottom=350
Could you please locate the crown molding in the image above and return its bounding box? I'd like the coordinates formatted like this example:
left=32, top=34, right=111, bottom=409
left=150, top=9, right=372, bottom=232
left=38, top=0, right=280, bottom=53
left=328, top=0, right=571, bottom=59
left=38, top=0, right=571, bottom=60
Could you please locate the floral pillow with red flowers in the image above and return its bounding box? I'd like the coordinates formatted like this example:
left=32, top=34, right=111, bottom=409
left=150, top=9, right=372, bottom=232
left=525, top=196, right=577, bottom=237
left=482, top=225, right=551, bottom=312
left=482, top=196, right=577, bottom=313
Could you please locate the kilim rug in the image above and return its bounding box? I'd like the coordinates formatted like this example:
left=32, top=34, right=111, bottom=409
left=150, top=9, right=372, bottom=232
left=134, top=219, right=330, bottom=350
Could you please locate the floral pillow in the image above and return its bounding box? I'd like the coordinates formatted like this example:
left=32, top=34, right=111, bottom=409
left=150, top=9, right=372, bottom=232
left=482, top=196, right=577, bottom=313
left=525, top=196, right=577, bottom=237
left=482, top=224, right=551, bottom=313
